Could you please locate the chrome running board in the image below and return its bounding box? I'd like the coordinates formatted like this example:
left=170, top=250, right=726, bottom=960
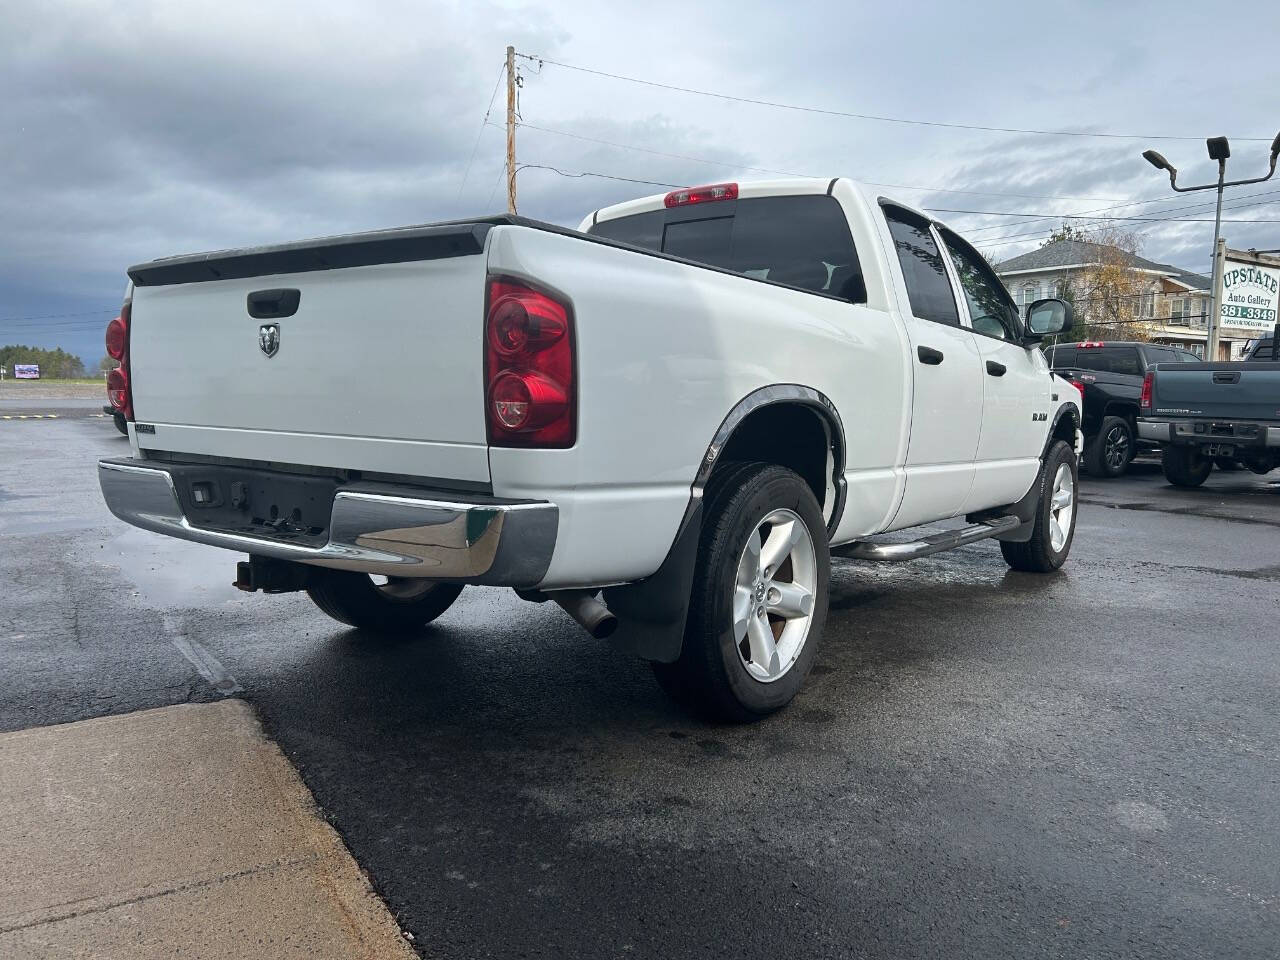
left=832, top=516, right=1020, bottom=562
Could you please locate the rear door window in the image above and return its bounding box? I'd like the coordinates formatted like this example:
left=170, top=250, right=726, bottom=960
left=882, top=206, right=960, bottom=326
left=588, top=195, right=865, bottom=301
left=1144, top=346, right=1179, bottom=366
left=1103, top=347, right=1142, bottom=375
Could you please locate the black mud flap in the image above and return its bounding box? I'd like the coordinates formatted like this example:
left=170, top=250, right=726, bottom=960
left=603, top=501, right=703, bottom=663
left=968, top=464, right=1045, bottom=544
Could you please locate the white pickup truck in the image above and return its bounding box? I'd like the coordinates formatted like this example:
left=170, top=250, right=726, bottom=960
left=100, top=178, right=1081, bottom=720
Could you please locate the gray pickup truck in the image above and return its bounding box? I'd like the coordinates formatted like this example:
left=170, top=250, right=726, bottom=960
left=1138, top=344, right=1280, bottom=486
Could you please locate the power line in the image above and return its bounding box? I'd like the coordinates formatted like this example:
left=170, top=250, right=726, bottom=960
left=514, top=120, right=1131, bottom=202
left=455, top=62, right=509, bottom=205
left=961, top=186, right=1280, bottom=237
left=515, top=163, right=680, bottom=189
left=928, top=206, right=1280, bottom=224
left=514, top=51, right=1273, bottom=143
left=0, top=309, right=116, bottom=323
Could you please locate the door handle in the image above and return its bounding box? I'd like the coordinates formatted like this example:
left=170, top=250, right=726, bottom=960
left=986, top=360, right=1007, bottom=377
left=917, top=345, right=944, bottom=365
left=247, top=288, right=301, bottom=319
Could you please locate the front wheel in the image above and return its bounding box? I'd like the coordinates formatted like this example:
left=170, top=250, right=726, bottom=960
left=652, top=463, right=829, bottom=723
left=306, top=572, right=463, bottom=632
left=1162, top=446, right=1213, bottom=488
left=1001, top=440, right=1078, bottom=573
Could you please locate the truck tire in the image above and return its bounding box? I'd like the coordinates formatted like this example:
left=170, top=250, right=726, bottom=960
left=1162, top=446, right=1213, bottom=488
left=1001, top=440, right=1077, bottom=573
left=1084, top=416, right=1132, bottom=478
left=113, top=411, right=129, bottom=435
left=652, top=462, right=830, bottom=723
left=306, top=572, right=463, bottom=632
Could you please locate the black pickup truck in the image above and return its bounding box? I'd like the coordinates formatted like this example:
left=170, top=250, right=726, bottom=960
left=1047, top=340, right=1202, bottom=477
left=1138, top=345, right=1280, bottom=487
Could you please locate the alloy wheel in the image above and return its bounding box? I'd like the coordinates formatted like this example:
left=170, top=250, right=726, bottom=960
left=732, top=508, right=817, bottom=683
left=1049, top=463, right=1075, bottom=552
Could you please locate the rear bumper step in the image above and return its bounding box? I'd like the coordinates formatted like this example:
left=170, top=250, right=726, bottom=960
left=833, top=516, right=1020, bottom=562
left=98, top=459, right=557, bottom=586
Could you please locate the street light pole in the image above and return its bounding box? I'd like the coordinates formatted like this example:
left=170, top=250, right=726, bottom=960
left=1141, top=132, right=1280, bottom=360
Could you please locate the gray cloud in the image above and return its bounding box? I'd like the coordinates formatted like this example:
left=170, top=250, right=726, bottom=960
left=5, top=0, right=1280, bottom=363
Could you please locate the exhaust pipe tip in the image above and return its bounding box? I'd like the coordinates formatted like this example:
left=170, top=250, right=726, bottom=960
left=551, top=590, right=618, bottom=640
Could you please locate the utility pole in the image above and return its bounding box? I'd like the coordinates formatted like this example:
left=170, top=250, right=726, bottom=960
left=1141, top=132, right=1280, bottom=361
left=505, top=45, right=517, bottom=215
left=1209, top=236, right=1227, bottom=360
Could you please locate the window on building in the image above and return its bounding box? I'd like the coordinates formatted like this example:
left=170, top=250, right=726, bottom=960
left=1170, top=297, right=1190, bottom=325
left=1139, top=287, right=1155, bottom=318
left=882, top=206, right=960, bottom=326
left=1021, top=282, right=1040, bottom=308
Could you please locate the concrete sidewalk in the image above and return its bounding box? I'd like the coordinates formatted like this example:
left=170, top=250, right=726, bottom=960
left=0, top=700, right=418, bottom=959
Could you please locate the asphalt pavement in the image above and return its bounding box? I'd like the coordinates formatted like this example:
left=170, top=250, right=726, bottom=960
left=2, top=417, right=1278, bottom=959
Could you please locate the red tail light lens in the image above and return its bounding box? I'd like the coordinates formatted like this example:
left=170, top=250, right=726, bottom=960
left=484, top=279, right=574, bottom=447
left=105, top=316, right=127, bottom=360
left=1139, top=371, right=1153, bottom=410
left=664, top=182, right=738, bottom=208
left=106, top=300, right=133, bottom=420
left=107, top=367, right=129, bottom=408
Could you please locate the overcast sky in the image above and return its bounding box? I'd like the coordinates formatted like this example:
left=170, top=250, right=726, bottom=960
left=5, top=0, right=1280, bottom=365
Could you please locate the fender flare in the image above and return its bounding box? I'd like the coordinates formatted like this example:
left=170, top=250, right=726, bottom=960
left=605, top=384, right=847, bottom=663
left=696, top=384, right=848, bottom=538
left=1043, top=401, right=1081, bottom=459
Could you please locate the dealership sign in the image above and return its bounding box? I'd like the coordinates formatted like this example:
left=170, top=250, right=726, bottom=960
left=14, top=364, right=40, bottom=379
left=1219, top=254, right=1280, bottom=331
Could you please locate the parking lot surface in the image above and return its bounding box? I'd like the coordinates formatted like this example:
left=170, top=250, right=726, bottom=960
left=3, top=417, right=1279, bottom=959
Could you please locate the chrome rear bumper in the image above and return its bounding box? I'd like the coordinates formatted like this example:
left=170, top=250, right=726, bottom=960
left=97, top=459, right=557, bottom=585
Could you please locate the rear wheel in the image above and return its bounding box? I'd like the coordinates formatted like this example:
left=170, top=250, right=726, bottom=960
left=1085, top=416, right=1132, bottom=477
left=112, top=412, right=129, bottom=435
left=652, top=463, right=829, bottom=723
left=306, top=572, right=463, bottom=632
left=1162, top=446, right=1213, bottom=488
left=1001, top=440, right=1077, bottom=573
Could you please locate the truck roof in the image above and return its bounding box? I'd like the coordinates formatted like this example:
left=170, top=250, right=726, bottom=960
left=581, top=177, right=934, bottom=232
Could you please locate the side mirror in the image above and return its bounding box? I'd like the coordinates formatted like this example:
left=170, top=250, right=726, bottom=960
left=1025, top=298, right=1073, bottom=340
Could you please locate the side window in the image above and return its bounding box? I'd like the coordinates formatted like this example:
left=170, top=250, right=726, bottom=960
left=883, top=207, right=960, bottom=326
left=939, top=230, right=1020, bottom=340
left=1046, top=344, right=1076, bottom=368
left=1144, top=346, right=1179, bottom=366
left=1105, top=347, right=1142, bottom=376
left=1176, top=349, right=1202, bottom=362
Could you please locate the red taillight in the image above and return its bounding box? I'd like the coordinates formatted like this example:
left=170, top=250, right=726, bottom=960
left=105, top=316, right=127, bottom=360
left=663, top=182, right=738, bottom=208
left=1068, top=378, right=1085, bottom=401
left=106, top=300, right=133, bottom=420
left=484, top=279, right=574, bottom=447
left=1079, top=340, right=1104, bottom=348
left=1139, top=371, right=1153, bottom=410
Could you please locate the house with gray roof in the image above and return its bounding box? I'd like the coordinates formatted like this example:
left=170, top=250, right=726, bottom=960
left=994, top=239, right=1239, bottom=358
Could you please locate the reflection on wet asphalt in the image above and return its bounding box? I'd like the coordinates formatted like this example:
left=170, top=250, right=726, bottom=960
left=3, top=422, right=1280, bottom=959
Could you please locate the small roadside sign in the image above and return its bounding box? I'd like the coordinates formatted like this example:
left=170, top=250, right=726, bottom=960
left=1219, top=249, right=1280, bottom=332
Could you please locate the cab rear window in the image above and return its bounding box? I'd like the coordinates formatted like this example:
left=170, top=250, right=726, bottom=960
left=588, top=195, right=866, bottom=302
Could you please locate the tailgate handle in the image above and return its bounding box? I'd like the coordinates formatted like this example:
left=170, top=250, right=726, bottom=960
left=1212, top=371, right=1240, bottom=384
left=247, top=288, right=301, bottom=319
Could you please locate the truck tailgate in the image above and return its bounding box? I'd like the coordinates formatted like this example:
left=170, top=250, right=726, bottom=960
left=127, top=224, right=493, bottom=483
left=1150, top=362, right=1280, bottom=420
